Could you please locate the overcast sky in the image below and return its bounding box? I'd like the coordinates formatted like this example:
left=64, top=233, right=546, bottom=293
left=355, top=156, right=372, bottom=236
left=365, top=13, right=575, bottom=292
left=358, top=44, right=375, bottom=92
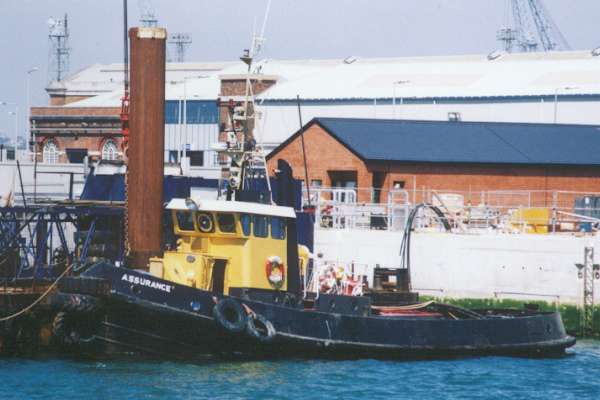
left=1, top=0, right=599, bottom=140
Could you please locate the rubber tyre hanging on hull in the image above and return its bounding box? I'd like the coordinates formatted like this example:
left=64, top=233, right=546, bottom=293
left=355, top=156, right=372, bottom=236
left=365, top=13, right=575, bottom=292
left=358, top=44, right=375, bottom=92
left=246, top=313, right=275, bottom=342
left=212, top=298, right=247, bottom=333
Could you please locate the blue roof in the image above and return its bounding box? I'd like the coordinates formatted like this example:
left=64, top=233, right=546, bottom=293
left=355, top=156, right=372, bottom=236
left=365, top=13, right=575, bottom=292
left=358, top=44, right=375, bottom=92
left=305, top=118, right=600, bottom=166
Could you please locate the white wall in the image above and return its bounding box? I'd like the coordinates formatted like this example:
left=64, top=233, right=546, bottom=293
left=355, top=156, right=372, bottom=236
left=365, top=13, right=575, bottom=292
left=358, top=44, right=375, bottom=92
left=164, top=123, right=219, bottom=167
left=315, top=228, right=600, bottom=306
left=0, top=160, right=86, bottom=204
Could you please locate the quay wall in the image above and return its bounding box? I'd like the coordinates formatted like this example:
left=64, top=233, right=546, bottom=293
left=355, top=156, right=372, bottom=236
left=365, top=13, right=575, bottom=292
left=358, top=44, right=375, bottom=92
left=315, top=229, right=600, bottom=333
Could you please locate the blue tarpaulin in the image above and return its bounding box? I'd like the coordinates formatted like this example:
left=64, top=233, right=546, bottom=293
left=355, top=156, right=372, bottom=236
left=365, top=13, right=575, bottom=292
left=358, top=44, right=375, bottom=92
left=80, top=173, right=219, bottom=202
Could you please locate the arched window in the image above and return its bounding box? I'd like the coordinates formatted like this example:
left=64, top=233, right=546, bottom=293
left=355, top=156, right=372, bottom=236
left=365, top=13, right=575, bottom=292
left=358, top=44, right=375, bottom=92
left=43, top=140, right=59, bottom=164
left=102, top=139, right=118, bottom=161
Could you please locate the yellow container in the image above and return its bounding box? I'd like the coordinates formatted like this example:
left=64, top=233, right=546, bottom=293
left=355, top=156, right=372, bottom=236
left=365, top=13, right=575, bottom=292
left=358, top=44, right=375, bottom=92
left=511, top=207, right=550, bottom=234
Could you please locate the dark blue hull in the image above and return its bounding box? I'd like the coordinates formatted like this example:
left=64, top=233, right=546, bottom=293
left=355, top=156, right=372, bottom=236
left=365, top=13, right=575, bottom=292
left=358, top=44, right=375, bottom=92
left=62, top=264, right=575, bottom=360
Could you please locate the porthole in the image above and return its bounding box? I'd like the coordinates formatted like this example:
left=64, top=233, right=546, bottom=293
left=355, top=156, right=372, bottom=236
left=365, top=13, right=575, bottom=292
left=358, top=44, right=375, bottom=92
left=196, top=213, right=214, bottom=233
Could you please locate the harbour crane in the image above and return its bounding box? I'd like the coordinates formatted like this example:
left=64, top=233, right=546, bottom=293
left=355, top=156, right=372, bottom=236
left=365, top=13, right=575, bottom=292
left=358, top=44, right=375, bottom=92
left=497, top=0, right=570, bottom=53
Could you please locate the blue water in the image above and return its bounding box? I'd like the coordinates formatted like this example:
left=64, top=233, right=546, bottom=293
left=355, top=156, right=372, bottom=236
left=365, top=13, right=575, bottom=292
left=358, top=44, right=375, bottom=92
left=1, top=341, right=599, bottom=400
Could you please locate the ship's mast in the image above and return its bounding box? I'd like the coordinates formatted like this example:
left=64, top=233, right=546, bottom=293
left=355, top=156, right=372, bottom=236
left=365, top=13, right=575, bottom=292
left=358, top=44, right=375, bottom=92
left=218, top=0, right=273, bottom=202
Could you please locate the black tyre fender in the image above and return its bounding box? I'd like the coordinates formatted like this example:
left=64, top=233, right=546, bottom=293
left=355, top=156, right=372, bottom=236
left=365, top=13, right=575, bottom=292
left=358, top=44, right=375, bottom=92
left=52, top=312, right=66, bottom=338
left=246, top=313, right=276, bottom=342
left=63, top=294, right=98, bottom=314
left=52, top=311, right=79, bottom=345
left=212, top=298, right=247, bottom=333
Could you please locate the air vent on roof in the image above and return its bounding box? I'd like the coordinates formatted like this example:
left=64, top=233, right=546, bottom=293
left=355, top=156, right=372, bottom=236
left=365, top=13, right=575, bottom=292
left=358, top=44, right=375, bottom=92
left=344, top=56, right=357, bottom=64
left=448, top=112, right=462, bottom=122
left=592, top=47, right=600, bottom=57
left=487, top=50, right=503, bottom=61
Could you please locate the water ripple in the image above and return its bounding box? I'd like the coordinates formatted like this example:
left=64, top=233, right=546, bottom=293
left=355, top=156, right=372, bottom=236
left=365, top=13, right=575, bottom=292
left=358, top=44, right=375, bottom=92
left=0, top=342, right=599, bottom=400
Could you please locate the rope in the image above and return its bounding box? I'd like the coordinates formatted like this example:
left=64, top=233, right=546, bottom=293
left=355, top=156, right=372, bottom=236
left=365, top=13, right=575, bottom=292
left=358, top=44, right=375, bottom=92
left=0, top=263, right=75, bottom=322
left=371, top=300, right=435, bottom=311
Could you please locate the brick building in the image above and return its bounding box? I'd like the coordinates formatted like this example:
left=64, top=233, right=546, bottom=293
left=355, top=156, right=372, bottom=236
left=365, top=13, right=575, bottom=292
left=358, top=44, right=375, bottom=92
left=30, top=106, right=122, bottom=163
left=266, top=118, right=600, bottom=204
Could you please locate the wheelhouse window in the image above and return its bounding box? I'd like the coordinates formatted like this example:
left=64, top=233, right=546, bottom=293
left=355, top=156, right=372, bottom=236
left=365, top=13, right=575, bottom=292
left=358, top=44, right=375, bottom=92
left=217, top=213, right=236, bottom=233
left=240, top=214, right=251, bottom=236
left=176, top=211, right=194, bottom=231
left=271, top=217, right=286, bottom=240
left=253, top=215, right=268, bottom=238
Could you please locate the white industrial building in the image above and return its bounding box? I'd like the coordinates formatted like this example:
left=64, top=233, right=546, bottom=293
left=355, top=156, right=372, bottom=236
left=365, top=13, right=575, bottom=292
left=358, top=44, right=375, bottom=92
left=251, top=50, right=600, bottom=151
left=48, top=49, right=600, bottom=160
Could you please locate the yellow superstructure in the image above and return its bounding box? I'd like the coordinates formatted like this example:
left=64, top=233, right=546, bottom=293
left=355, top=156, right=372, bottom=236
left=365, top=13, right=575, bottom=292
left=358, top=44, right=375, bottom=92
left=149, top=198, right=297, bottom=295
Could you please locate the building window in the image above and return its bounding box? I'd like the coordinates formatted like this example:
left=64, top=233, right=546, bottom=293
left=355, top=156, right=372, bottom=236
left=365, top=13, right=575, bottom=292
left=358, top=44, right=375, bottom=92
left=66, top=148, right=88, bottom=164
left=186, top=101, right=219, bottom=124
left=393, top=181, right=406, bottom=189
left=188, top=150, right=204, bottom=167
left=164, top=101, right=180, bottom=124
left=311, top=179, right=322, bottom=188
left=168, top=150, right=179, bottom=163
left=102, top=139, right=118, bottom=161
left=43, top=140, right=59, bottom=164
left=164, top=100, right=219, bottom=125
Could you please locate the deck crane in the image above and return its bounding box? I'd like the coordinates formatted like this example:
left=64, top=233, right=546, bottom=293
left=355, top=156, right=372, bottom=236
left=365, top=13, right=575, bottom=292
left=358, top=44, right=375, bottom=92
left=497, top=0, right=570, bottom=53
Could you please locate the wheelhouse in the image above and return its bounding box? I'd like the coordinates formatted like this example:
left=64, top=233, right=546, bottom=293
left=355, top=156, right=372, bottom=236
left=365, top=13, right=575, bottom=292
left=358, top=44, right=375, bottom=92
left=148, top=198, right=296, bottom=295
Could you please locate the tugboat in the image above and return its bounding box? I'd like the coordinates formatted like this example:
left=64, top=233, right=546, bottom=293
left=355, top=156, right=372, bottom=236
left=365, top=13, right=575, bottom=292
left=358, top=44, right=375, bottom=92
left=53, top=26, right=575, bottom=360
left=66, top=190, right=575, bottom=360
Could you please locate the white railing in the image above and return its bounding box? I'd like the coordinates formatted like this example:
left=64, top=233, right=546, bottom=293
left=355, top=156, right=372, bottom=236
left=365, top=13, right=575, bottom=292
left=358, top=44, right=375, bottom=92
left=303, top=187, right=600, bottom=234
left=307, top=259, right=370, bottom=297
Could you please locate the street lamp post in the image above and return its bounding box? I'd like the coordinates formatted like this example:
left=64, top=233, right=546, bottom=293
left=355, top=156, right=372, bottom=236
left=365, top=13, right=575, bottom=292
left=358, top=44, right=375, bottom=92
left=0, top=102, right=18, bottom=159
left=393, top=80, right=410, bottom=119
left=7, top=110, right=18, bottom=161
left=553, top=86, right=578, bottom=124
left=26, top=67, right=39, bottom=158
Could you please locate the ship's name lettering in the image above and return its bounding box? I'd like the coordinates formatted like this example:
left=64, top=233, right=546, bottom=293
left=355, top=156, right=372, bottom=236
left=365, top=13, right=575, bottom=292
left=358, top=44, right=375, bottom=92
left=121, top=274, right=173, bottom=293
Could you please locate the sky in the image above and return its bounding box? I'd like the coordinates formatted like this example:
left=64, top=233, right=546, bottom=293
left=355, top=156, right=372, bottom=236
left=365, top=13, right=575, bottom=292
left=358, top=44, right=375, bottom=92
left=0, top=0, right=599, bottom=141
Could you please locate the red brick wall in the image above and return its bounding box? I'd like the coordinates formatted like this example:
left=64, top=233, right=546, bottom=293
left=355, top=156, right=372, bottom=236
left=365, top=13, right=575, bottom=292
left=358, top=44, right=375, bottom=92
left=48, top=95, right=94, bottom=106
left=375, top=163, right=600, bottom=205
left=267, top=124, right=373, bottom=202
left=36, top=136, right=123, bottom=163
left=31, top=107, right=122, bottom=162
left=267, top=123, right=600, bottom=205
left=220, top=79, right=276, bottom=97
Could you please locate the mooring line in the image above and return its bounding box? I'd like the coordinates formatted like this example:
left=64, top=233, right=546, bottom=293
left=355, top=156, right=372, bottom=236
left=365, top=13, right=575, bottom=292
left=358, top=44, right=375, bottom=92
left=0, top=263, right=75, bottom=322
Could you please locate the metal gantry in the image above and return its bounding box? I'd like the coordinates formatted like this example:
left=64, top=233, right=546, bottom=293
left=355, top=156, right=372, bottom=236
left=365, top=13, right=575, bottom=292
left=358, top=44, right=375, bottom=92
left=576, top=246, right=599, bottom=336
left=168, top=33, right=192, bottom=63
left=0, top=205, right=124, bottom=281
left=47, top=14, right=70, bottom=82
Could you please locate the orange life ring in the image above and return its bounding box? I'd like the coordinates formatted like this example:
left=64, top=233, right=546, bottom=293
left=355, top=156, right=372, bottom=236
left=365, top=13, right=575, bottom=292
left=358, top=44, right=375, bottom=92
left=265, top=256, right=285, bottom=289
